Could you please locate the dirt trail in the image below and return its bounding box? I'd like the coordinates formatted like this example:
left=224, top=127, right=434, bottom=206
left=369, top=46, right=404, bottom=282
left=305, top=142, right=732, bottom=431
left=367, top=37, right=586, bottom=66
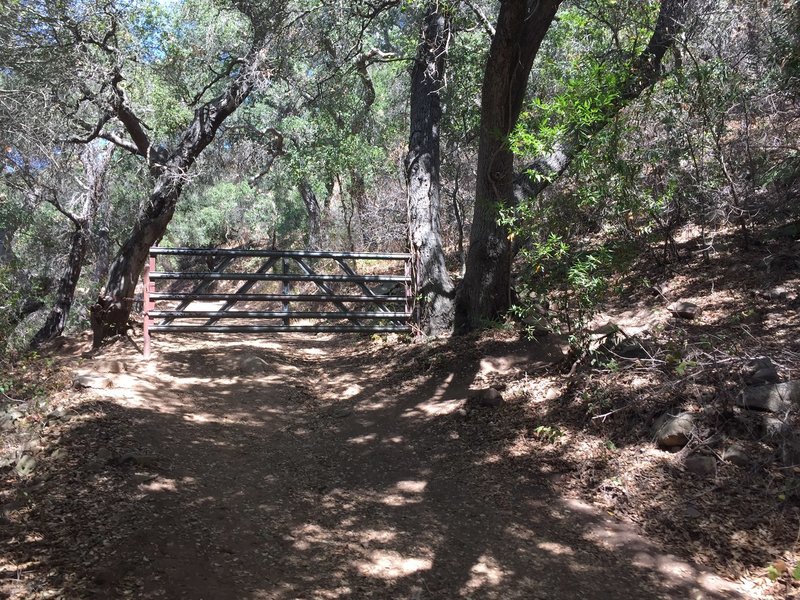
left=2, top=333, right=744, bottom=599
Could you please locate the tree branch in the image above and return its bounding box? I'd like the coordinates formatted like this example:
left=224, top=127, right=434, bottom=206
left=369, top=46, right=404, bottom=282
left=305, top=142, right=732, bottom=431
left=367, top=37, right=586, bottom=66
left=98, top=131, right=141, bottom=156
left=109, top=69, right=157, bottom=161
left=513, top=0, right=689, bottom=204
left=188, top=58, right=244, bottom=106
left=462, top=0, right=495, bottom=38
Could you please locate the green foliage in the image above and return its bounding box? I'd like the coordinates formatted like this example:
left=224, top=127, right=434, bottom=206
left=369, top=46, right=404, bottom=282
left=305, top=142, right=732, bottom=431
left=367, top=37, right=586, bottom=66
left=766, top=564, right=781, bottom=582
left=533, top=425, right=564, bottom=444
left=508, top=224, right=615, bottom=349
left=167, top=180, right=306, bottom=247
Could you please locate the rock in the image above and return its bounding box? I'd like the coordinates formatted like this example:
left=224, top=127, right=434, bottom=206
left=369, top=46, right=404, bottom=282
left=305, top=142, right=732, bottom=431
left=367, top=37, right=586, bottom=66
left=721, top=445, right=749, bottom=467
left=651, top=281, right=670, bottom=299
left=239, top=355, right=268, bottom=375
left=545, top=388, right=560, bottom=401
left=765, top=253, right=800, bottom=273
left=23, top=436, right=43, bottom=453
left=73, top=375, right=112, bottom=389
left=769, top=220, right=800, bottom=241
left=15, top=455, right=36, bottom=477
left=743, top=357, right=780, bottom=385
left=466, top=388, right=504, bottom=409
left=521, top=316, right=550, bottom=337
left=669, top=301, right=702, bottom=320
left=781, top=436, right=800, bottom=467
left=45, top=407, right=70, bottom=425
left=685, top=454, right=716, bottom=476
left=738, top=381, right=800, bottom=412
left=653, top=412, right=694, bottom=448
left=763, top=416, right=792, bottom=439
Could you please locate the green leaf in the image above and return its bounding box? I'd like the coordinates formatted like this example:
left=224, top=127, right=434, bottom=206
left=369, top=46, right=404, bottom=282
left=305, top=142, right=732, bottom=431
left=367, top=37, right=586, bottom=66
left=766, top=565, right=780, bottom=582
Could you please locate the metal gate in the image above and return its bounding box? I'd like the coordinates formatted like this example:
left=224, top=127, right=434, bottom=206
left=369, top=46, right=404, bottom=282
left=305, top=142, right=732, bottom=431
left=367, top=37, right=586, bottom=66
left=142, top=247, right=413, bottom=357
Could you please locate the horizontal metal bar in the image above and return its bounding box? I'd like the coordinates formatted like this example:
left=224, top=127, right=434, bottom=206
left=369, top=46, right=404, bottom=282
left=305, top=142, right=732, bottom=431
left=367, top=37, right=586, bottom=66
left=150, top=272, right=410, bottom=283
left=148, top=325, right=411, bottom=333
left=149, top=293, right=407, bottom=303
left=149, top=311, right=411, bottom=320
left=149, top=247, right=411, bottom=260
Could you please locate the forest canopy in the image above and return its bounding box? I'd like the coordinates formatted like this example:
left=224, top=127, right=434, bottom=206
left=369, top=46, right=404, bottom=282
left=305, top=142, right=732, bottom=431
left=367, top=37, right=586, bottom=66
left=0, top=0, right=798, bottom=349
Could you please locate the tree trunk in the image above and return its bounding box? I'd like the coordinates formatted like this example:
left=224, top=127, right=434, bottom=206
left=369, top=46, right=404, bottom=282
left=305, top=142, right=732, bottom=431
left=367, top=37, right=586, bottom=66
left=0, top=227, right=15, bottom=265
left=91, top=53, right=263, bottom=346
left=90, top=177, right=182, bottom=343
left=93, top=189, right=113, bottom=286
left=30, top=222, right=88, bottom=348
left=298, top=180, right=322, bottom=250
left=456, top=0, right=687, bottom=333
left=454, top=0, right=562, bottom=333
left=31, top=142, right=114, bottom=347
left=405, top=4, right=455, bottom=337
left=348, top=170, right=367, bottom=250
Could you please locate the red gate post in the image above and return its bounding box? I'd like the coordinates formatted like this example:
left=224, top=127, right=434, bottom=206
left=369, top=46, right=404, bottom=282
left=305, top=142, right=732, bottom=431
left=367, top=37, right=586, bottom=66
left=404, top=257, right=413, bottom=328
left=143, top=254, right=156, bottom=358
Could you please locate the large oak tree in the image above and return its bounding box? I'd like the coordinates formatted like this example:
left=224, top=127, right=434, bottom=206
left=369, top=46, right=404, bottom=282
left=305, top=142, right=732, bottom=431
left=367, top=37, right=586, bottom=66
left=455, top=0, right=689, bottom=333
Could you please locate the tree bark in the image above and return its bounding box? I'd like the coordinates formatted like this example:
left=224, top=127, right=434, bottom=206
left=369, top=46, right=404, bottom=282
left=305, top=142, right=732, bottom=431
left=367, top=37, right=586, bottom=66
left=0, top=227, right=15, bottom=265
left=91, top=50, right=265, bottom=345
left=30, top=223, right=88, bottom=348
left=31, top=143, right=114, bottom=347
left=298, top=180, right=322, bottom=250
left=456, top=0, right=687, bottom=333
left=405, top=4, right=455, bottom=337
left=454, top=0, right=562, bottom=333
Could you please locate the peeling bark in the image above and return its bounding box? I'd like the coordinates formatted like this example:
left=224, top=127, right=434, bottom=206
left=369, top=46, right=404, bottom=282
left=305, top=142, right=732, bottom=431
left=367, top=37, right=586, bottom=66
left=405, top=4, right=455, bottom=337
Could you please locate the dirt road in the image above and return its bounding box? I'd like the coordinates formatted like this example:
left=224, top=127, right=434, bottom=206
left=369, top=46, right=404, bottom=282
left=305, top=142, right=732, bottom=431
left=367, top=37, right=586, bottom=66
left=1, top=333, right=744, bottom=598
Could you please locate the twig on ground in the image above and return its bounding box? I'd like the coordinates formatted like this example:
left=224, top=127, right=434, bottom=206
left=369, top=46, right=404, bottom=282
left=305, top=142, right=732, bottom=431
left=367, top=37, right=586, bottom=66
left=592, top=406, right=628, bottom=422
left=1, top=390, right=24, bottom=403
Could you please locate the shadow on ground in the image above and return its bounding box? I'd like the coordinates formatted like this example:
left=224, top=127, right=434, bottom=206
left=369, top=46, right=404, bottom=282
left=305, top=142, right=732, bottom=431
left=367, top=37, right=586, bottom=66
left=1, top=333, right=743, bottom=599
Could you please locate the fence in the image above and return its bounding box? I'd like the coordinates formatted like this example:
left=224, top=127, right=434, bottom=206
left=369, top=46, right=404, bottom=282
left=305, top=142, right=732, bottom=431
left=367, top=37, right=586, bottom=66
left=142, top=247, right=414, bottom=357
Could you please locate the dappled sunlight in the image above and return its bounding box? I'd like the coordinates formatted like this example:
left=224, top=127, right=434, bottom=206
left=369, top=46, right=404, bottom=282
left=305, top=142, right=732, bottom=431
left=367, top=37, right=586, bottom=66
left=1, top=332, right=753, bottom=599
left=354, top=550, right=433, bottom=579
left=394, top=479, right=427, bottom=493
left=339, top=383, right=362, bottom=399
left=347, top=433, right=377, bottom=444
left=404, top=397, right=463, bottom=418
left=356, top=396, right=396, bottom=412
left=537, top=541, right=576, bottom=556
left=460, top=554, right=506, bottom=594
left=379, top=493, right=423, bottom=507
left=138, top=477, right=179, bottom=493
left=300, top=346, right=327, bottom=356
